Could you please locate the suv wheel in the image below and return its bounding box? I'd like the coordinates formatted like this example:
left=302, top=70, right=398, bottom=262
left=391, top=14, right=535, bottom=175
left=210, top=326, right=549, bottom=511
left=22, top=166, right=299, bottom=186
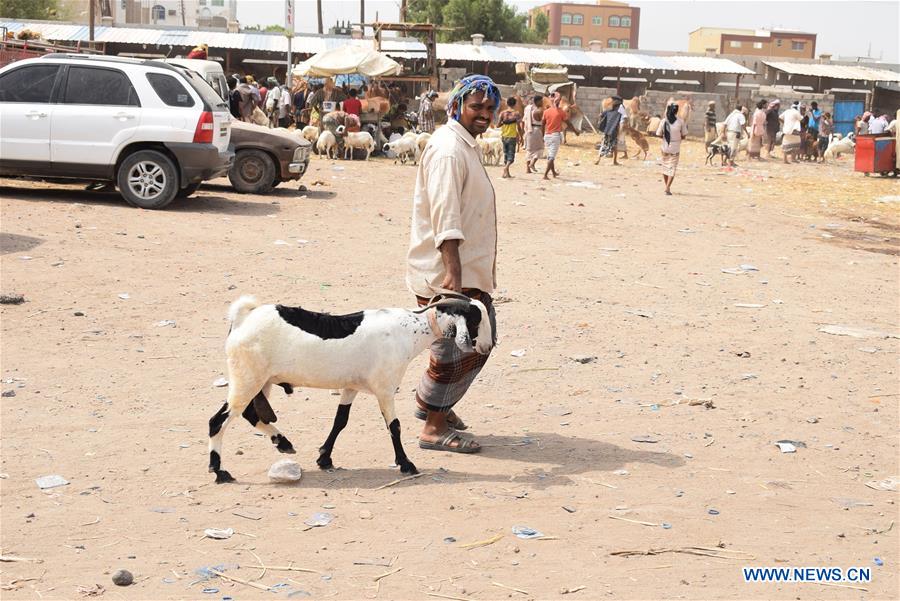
left=117, top=150, right=179, bottom=209
left=229, top=149, right=275, bottom=194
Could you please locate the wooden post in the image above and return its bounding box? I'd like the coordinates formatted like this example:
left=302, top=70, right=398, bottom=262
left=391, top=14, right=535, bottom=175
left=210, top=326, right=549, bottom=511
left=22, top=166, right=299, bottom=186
left=89, top=0, right=95, bottom=42
left=616, top=67, right=621, bottom=95
left=734, top=74, right=742, bottom=106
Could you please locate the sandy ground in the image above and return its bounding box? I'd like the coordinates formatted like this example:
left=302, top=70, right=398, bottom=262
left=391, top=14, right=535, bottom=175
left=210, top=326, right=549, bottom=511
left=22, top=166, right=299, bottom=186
left=1, top=135, right=898, bottom=601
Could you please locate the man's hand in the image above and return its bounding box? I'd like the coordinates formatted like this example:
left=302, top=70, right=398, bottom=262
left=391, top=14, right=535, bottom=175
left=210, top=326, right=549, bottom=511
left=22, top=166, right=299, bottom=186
left=439, top=239, right=463, bottom=292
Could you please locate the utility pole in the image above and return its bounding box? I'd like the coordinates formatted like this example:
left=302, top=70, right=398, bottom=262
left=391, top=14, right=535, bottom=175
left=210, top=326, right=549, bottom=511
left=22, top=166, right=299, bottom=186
left=360, top=0, right=364, bottom=25
left=317, top=0, right=323, bottom=34
left=89, top=0, right=95, bottom=41
left=180, top=0, right=186, bottom=26
left=400, top=0, right=407, bottom=22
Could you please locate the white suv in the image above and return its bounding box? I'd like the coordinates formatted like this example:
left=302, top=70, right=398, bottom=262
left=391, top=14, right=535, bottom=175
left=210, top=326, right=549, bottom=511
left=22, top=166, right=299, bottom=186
left=0, top=54, right=233, bottom=209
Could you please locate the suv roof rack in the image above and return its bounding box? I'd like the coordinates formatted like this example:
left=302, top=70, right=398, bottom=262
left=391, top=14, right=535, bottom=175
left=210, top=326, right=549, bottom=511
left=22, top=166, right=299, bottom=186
left=41, top=53, right=143, bottom=64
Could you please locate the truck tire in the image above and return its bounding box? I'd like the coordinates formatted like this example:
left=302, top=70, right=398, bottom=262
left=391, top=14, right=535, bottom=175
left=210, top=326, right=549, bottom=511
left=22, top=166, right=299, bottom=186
left=117, top=150, right=179, bottom=209
left=228, top=149, right=276, bottom=194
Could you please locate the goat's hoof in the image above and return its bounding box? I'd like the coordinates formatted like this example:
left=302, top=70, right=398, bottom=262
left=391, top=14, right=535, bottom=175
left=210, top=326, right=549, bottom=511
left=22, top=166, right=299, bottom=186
left=317, top=456, right=334, bottom=470
left=275, top=435, right=296, bottom=454
left=214, top=470, right=235, bottom=484
left=400, top=462, right=418, bottom=475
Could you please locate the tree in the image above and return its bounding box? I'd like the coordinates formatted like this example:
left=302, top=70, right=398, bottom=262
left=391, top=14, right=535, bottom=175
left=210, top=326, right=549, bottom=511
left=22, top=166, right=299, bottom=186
left=0, top=0, right=60, bottom=19
left=407, top=0, right=538, bottom=44
left=525, top=11, right=549, bottom=45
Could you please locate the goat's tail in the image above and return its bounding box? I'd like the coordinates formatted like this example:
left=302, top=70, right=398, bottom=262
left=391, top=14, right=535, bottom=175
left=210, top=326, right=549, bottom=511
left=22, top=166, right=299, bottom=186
left=228, top=295, right=260, bottom=331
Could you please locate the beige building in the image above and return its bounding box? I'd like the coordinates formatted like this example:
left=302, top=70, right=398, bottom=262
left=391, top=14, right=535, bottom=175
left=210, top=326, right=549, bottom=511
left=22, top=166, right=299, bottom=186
left=689, top=27, right=817, bottom=59
left=528, top=0, right=640, bottom=50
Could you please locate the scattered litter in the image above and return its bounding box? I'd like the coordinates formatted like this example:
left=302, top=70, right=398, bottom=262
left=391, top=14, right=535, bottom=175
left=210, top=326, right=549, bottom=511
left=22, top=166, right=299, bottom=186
left=708, top=509, right=720, bottom=515
left=734, top=303, right=765, bottom=308
left=807, top=417, right=819, bottom=424
left=741, top=373, right=758, bottom=380
left=818, top=325, right=898, bottom=339
left=865, top=477, right=899, bottom=492
left=857, top=347, right=879, bottom=354
left=609, top=515, right=658, bottom=527
left=274, top=240, right=290, bottom=246
left=233, top=508, right=263, bottom=521
left=150, top=507, right=174, bottom=513
left=111, top=569, right=133, bottom=586
left=460, top=532, right=504, bottom=549
left=720, top=268, right=745, bottom=275
left=599, top=247, right=620, bottom=252
left=562, top=506, right=577, bottom=513
left=19, top=255, right=32, bottom=260
left=625, top=309, right=653, bottom=318
left=332, top=166, right=345, bottom=171
left=611, top=546, right=754, bottom=560
left=543, top=406, right=572, bottom=417
left=155, top=319, right=176, bottom=327
left=874, top=195, right=900, bottom=203
left=775, top=439, right=806, bottom=453
left=661, top=523, right=672, bottom=529
left=678, top=228, right=695, bottom=234
left=203, top=528, right=234, bottom=540
left=359, top=510, right=374, bottom=520
left=567, top=181, right=601, bottom=189
left=873, top=557, right=884, bottom=566
left=772, top=299, right=784, bottom=304
left=512, top=525, right=544, bottom=539
left=569, top=354, right=596, bottom=364
left=613, top=469, right=629, bottom=476
left=117, top=293, right=130, bottom=300
left=201, top=587, right=219, bottom=594
left=510, top=349, right=526, bottom=357
left=0, top=293, right=25, bottom=305
left=561, top=585, right=586, bottom=595
left=304, top=512, right=333, bottom=527
left=2, top=390, right=16, bottom=398
left=35, top=475, right=69, bottom=489
left=268, top=459, right=303, bottom=483
left=739, top=264, right=758, bottom=271
left=443, top=537, right=456, bottom=544
left=212, top=377, right=228, bottom=387
left=631, top=435, right=659, bottom=444
left=831, top=497, right=874, bottom=509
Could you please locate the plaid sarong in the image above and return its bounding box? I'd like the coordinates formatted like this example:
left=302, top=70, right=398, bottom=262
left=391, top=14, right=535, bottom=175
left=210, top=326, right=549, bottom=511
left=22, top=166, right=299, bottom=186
left=415, top=290, right=496, bottom=412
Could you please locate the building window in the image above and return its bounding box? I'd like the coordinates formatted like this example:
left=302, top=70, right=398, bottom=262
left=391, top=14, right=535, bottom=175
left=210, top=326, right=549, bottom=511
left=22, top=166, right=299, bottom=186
left=609, top=16, right=620, bottom=26
left=572, top=14, right=584, bottom=25
left=776, top=39, right=782, bottom=47
left=608, top=39, right=618, bottom=49
left=561, top=13, right=572, bottom=24
left=211, top=0, right=224, bottom=6
left=729, top=40, right=742, bottom=48
left=167, top=9, right=176, bottom=15
left=619, top=39, right=629, bottom=49
left=621, top=16, right=631, bottom=27
left=151, top=4, right=165, bottom=20
left=559, top=37, right=570, bottom=46
left=753, top=42, right=763, bottom=49
left=792, top=41, right=805, bottom=50
left=592, top=16, right=602, bottom=26
left=571, top=36, right=582, bottom=47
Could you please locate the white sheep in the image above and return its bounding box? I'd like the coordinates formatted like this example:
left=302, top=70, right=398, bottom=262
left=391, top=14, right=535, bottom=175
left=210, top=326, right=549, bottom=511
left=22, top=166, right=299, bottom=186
left=301, top=125, right=319, bottom=145
left=383, top=135, right=417, bottom=164
left=316, top=130, right=338, bottom=159
left=250, top=106, right=269, bottom=126
left=207, top=293, right=494, bottom=483
left=414, top=132, right=432, bottom=163
left=823, top=133, right=855, bottom=160
left=477, top=136, right=503, bottom=165
left=482, top=127, right=502, bottom=139
left=336, top=126, right=376, bottom=160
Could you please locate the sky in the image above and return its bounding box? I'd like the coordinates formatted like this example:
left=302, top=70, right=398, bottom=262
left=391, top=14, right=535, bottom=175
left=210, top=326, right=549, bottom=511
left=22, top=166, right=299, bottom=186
left=237, top=0, right=899, bottom=63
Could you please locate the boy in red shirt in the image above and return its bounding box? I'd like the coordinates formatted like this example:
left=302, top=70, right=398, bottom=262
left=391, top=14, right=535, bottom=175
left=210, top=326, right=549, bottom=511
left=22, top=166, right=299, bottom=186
left=342, top=88, right=362, bottom=117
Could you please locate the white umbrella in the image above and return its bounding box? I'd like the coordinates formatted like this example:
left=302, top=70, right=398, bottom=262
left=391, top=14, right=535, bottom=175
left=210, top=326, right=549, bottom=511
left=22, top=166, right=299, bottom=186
left=293, top=44, right=402, bottom=78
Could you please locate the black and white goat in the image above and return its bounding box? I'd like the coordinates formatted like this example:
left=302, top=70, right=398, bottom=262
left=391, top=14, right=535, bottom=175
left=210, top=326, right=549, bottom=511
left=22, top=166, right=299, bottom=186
left=208, top=294, right=494, bottom=483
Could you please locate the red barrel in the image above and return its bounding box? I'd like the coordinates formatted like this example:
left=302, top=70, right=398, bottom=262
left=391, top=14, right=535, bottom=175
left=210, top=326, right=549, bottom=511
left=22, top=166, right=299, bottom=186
left=854, top=134, right=896, bottom=174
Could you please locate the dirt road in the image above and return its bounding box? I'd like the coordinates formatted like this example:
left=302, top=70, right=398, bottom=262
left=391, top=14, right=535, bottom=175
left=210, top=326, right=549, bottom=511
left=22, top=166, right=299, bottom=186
left=1, top=136, right=897, bottom=600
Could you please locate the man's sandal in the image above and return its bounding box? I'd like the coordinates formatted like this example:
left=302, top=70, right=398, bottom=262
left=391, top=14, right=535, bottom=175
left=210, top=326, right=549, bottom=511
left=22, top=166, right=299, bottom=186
left=413, top=407, right=468, bottom=431
left=418, top=430, right=481, bottom=454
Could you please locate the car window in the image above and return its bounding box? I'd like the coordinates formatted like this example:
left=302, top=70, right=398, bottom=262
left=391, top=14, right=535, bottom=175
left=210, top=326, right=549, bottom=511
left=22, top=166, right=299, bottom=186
left=146, top=72, right=195, bottom=107
left=177, top=68, right=228, bottom=110
left=63, top=66, right=140, bottom=106
left=0, top=65, right=59, bottom=103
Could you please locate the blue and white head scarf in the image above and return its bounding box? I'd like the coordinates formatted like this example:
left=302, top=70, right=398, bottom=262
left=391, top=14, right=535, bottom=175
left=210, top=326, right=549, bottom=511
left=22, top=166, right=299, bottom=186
left=446, top=74, right=502, bottom=121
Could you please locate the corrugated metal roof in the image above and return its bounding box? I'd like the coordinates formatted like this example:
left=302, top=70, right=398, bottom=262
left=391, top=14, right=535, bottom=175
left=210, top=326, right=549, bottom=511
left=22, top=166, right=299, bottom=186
left=2, top=19, right=753, bottom=75
left=763, top=61, right=900, bottom=83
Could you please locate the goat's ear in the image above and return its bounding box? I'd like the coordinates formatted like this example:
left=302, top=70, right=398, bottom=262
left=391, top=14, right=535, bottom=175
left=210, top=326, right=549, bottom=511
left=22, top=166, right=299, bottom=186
left=452, top=315, right=474, bottom=353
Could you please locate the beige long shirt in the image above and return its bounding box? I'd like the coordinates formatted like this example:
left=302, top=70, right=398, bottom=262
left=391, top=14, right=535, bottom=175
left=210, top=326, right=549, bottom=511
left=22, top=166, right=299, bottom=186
left=406, top=119, right=497, bottom=297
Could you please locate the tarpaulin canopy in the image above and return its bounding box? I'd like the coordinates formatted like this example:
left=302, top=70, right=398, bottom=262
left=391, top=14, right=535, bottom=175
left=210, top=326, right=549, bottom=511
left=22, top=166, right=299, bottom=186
left=293, top=44, right=402, bottom=78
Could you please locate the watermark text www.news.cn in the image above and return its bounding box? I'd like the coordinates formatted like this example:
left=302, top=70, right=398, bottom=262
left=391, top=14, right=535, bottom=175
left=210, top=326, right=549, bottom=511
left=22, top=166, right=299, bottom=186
left=743, top=567, right=872, bottom=583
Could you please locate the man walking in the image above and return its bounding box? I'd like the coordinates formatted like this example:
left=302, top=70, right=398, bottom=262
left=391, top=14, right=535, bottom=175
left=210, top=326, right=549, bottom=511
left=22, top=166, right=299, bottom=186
left=542, top=93, right=568, bottom=179
left=705, top=100, right=718, bottom=146
left=522, top=95, right=544, bottom=173
left=498, top=97, right=522, bottom=178
left=407, top=75, right=501, bottom=454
